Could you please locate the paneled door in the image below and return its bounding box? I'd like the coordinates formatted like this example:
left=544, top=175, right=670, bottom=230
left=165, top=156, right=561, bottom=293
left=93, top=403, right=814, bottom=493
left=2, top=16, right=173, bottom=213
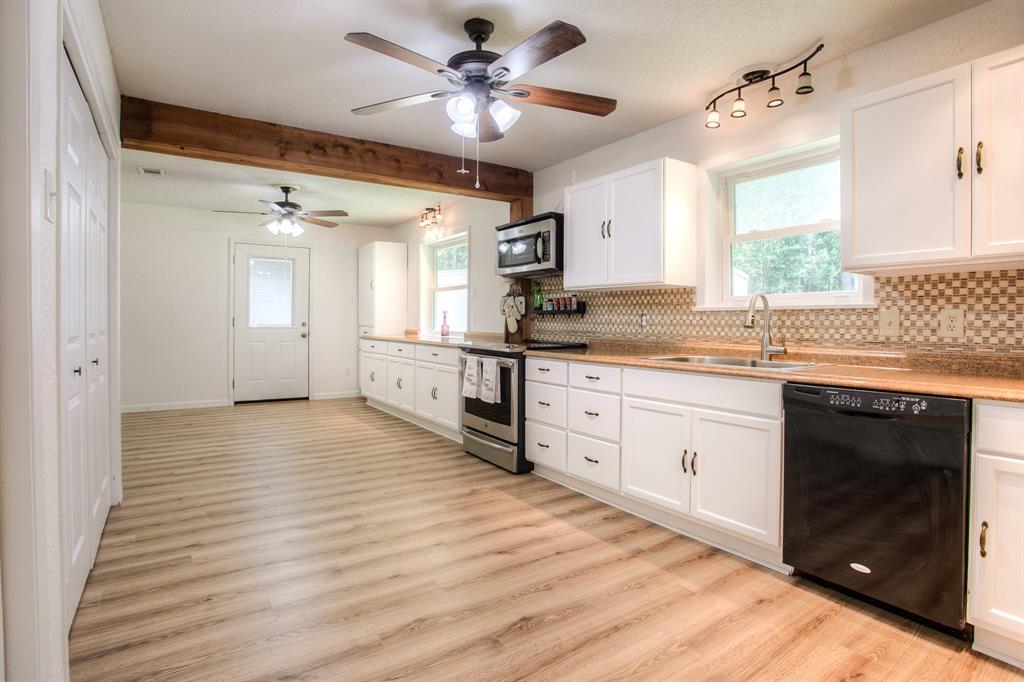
left=233, top=243, right=310, bottom=401
left=620, top=397, right=692, bottom=514
left=563, top=176, right=608, bottom=289
left=607, top=160, right=663, bottom=285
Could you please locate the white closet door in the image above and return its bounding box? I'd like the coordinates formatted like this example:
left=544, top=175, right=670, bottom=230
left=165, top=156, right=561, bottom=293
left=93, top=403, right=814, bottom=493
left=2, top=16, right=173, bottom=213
left=233, top=243, right=311, bottom=401
left=60, top=52, right=92, bottom=628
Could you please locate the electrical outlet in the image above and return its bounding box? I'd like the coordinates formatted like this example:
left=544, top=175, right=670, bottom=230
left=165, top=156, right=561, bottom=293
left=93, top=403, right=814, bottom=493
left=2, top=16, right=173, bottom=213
left=878, top=309, right=900, bottom=338
left=938, top=307, right=966, bottom=338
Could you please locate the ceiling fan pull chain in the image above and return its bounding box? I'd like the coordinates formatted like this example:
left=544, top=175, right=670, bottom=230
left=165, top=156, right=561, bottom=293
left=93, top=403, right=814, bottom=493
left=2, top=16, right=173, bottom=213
left=457, top=135, right=469, bottom=175
left=475, top=119, right=481, bottom=190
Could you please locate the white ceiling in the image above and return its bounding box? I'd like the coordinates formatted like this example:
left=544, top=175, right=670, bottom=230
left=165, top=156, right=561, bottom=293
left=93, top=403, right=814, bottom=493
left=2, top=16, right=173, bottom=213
left=121, top=149, right=465, bottom=227
left=100, top=0, right=982, bottom=171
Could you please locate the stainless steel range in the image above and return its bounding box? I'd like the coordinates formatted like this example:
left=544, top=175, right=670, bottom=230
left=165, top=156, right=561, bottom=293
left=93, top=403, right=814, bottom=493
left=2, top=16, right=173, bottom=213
left=460, top=340, right=586, bottom=473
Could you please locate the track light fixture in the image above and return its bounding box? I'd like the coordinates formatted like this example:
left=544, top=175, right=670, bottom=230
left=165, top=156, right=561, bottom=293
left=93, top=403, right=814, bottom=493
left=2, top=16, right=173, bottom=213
left=704, top=44, right=823, bottom=129
left=419, top=203, right=443, bottom=229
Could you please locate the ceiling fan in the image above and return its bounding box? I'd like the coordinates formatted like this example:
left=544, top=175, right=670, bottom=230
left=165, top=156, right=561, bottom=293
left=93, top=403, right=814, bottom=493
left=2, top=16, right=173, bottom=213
left=345, top=18, right=617, bottom=142
left=215, top=186, right=348, bottom=236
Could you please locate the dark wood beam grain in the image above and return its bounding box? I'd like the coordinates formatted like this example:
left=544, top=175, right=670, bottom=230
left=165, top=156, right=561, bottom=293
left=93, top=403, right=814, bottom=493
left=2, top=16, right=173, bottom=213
left=120, top=96, right=533, bottom=202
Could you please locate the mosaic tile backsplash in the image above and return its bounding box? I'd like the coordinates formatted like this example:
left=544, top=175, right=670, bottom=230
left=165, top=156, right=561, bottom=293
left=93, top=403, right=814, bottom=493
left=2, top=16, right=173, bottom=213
left=530, top=270, right=1022, bottom=355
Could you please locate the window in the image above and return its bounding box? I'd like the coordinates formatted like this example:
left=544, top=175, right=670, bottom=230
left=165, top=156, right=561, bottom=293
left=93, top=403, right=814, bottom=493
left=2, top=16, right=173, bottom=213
left=249, top=257, right=293, bottom=326
left=429, top=235, right=468, bottom=332
left=703, top=142, right=872, bottom=308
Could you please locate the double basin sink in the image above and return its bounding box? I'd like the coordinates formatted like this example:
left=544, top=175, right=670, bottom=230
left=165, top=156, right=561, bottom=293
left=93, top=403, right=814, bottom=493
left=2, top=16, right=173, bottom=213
left=646, top=355, right=815, bottom=371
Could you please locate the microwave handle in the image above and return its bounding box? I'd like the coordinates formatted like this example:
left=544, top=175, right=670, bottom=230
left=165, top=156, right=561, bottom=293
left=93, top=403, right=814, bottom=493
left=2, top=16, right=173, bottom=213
left=535, top=235, right=544, bottom=263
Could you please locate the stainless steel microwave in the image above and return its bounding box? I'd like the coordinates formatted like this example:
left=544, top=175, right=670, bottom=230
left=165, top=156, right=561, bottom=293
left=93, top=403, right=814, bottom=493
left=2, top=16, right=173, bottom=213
left=495, top=212, right=563, bottom=278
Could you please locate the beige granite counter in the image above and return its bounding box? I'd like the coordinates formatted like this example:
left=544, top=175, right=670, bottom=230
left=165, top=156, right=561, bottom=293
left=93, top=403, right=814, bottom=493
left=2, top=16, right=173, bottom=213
left=361, top=330, right=503, bottom=349
left=524, top=341, right=1024, bottom=403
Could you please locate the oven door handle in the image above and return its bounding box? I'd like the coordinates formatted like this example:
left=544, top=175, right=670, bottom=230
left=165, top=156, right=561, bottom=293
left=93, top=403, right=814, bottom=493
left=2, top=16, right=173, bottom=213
left=461, top=353, right=518, bottom=370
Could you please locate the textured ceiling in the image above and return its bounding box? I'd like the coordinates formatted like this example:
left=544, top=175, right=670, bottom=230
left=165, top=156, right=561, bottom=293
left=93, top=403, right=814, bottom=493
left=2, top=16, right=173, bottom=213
left=100, top=0, right=983, bottom=171
left=121, top=149, right=467, bottom=227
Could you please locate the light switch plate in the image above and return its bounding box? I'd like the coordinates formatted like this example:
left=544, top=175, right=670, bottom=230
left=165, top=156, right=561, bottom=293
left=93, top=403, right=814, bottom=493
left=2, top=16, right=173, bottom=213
left=938, top=307, right=966, bottom=338
left=878, top=309, right=900, bottom=338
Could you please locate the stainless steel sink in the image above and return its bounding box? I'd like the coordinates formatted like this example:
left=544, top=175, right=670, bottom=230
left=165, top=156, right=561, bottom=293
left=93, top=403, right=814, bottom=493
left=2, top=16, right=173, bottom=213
left=646, top=355, right=815, bottom=371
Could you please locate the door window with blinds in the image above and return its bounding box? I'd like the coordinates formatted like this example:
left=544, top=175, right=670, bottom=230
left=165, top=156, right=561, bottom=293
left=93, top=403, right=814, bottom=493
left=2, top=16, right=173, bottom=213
left=249, top=257, right=294, bottom=326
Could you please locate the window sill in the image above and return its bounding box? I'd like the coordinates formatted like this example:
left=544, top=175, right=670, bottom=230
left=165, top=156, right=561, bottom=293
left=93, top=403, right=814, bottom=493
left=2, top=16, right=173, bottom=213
left=695, top=300, right=877, bottom=312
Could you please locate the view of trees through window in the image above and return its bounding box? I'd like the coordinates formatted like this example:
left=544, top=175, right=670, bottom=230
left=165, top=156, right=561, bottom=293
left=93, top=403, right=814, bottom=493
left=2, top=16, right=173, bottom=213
left=728, top=157, right=855, bottom=297
left=432, top=238, right=468, bottom=332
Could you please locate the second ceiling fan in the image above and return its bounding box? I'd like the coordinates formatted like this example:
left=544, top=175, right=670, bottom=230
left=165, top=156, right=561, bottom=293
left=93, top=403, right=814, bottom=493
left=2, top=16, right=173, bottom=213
left=345, top=18, right=617, bottom=142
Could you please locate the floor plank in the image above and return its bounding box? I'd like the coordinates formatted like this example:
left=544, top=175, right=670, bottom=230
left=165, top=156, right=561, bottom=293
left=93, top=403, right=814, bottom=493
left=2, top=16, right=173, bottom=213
left=69, top=399, right=1021, bottom=681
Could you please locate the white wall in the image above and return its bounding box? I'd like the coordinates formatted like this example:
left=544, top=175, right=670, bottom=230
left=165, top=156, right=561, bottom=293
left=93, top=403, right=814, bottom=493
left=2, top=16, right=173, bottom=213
left=535, top=0, right=1024, bottom=211
left=121, top=203, right=397, bottom=409
left=392, top=196, right=510, bottom=334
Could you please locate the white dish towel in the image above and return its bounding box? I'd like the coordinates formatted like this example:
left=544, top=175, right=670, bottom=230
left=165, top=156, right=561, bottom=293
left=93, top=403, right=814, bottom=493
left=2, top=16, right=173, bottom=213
left=462, top=357, right=480, bottom=399
left=479, top=357, right=500, bottom=404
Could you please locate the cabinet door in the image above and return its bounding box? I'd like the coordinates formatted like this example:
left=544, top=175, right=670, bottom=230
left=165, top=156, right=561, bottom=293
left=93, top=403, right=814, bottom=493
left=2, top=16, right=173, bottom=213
left=969, top=452, right=1024, bottom=639
left=841, top=64, right=972, bottom=271
left=415, top=362, right=436, bottom=420
left=359, top=352, right=373, bottom=397
left=972, top=46, right=1024, bottom=259
left=690, top=408, right=781, bottom=546
left=433, top=364, right=461, bottom=430
left=607, top=160, right=663, bottom=285
left=621, top=397, right=692, bottom=515
left=358, top=244, right=374, bottom=326
left=563, top=176, right=608, bottom=288
left=371, top=355, right=388, bottom=401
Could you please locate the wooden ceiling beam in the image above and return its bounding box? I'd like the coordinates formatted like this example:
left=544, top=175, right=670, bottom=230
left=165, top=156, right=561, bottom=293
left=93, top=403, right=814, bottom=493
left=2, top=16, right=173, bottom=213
left=120, top=96, right=533, bottom=202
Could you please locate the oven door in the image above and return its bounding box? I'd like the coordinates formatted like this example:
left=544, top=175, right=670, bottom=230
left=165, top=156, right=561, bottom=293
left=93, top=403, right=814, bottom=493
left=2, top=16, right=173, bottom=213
left=496, top=224, right=553, bottom=276
left=461, top=353, right=518, bottom=444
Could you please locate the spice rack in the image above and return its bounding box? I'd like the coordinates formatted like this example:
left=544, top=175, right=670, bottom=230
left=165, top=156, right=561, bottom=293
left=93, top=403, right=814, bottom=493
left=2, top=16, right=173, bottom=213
left=531, top=301, right=587, bottom=317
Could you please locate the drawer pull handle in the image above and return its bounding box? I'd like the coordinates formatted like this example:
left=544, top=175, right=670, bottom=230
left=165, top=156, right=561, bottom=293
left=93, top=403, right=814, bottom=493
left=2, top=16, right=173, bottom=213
left=691, top=451, right=697, bottom=476
left=538, top=367, right=551, bottom=373
left=432, top=352, right=439, bottom=357
left=584, top=410, right=600, bottom=417
left=980, top=521, right=988, bottom=558
left=538, top=401, right=550, bottom=407
left=584, top=456, right=599, bottom=464
left=537, top=442, right=549, bottom=449
left=584, top=375, right=600, bottom=380
left=681, top=449, right=688, bottom=473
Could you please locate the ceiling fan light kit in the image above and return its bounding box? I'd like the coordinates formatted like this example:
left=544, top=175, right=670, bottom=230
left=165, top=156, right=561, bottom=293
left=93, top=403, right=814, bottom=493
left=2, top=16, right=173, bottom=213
left=214, top=185, right=349, bottom=236
left=705, top=43, right=824, bottom=129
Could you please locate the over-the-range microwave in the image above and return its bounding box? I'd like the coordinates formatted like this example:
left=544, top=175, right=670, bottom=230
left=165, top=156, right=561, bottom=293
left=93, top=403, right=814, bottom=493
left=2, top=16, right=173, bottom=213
left=494, top=212, right=563, bottom=278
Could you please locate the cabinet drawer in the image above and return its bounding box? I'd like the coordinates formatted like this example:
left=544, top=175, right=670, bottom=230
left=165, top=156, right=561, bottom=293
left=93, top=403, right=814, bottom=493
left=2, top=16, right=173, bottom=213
left=569, top=388, right=621, bottom=442
left=568, top=433, right=620, bottom=491
left=525, top=381, right=567, bottom=428
left=569, top=363, right=622, bottom=393
left=359, top=338, right=386, bottom=354
left=387, top=342, right=416, bottom=358
left=526, top=358, right=567, bottom=385
left=975, top=401, right=1024, bottom=457
left=526, top=421, right=567, bottom=471
left=623, top=368, right=781, bottom=418
left=415, top=345, right=460, bottom=366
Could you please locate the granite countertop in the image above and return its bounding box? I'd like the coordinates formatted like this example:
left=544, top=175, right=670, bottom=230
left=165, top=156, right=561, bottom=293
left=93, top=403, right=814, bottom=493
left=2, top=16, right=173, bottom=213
left=524, top=342, right=1024, bottom=403
left=361, top=331, right=504, bottom=349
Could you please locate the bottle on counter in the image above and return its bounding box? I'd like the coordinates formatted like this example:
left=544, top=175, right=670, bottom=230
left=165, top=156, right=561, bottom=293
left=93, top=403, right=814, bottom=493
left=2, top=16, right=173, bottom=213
left=440, top=310, right=450, bottom=337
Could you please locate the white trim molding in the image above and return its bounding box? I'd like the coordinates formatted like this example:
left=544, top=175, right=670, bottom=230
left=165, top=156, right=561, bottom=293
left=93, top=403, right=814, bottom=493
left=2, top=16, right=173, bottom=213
left=122, top=400, right=234, bottom=414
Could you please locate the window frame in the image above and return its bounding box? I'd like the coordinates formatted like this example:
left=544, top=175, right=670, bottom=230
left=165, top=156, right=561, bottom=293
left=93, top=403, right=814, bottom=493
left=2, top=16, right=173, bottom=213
left=426, top=232, right=469, bottom=333
left=699, top=139, right=874, bottom=310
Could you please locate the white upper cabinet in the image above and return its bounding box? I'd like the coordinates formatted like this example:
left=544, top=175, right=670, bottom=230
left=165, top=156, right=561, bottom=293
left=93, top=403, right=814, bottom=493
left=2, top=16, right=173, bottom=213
left=841, top=46, right=1024, bottom=274
left=841, top=64, right=973, bottom=272
left=972, top=45, right=1024, bottom=259
left=563, top=158, right=697, bottom=290
left=357, top=241, right=407, bottom=335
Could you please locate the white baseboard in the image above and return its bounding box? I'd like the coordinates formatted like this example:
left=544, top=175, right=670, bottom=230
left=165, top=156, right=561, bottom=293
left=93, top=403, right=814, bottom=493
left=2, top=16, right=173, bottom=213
left=973, top=627, right=1024, bottom=670
left=122, top=399, right=232, bottom=413
left=312, top=391, right=361, bottom=400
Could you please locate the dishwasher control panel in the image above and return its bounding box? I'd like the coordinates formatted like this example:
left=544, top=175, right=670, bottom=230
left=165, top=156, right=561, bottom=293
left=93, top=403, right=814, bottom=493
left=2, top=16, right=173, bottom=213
left=785, top=384, right=967, bottom=420
left=825, top=389, right=929, bottom=413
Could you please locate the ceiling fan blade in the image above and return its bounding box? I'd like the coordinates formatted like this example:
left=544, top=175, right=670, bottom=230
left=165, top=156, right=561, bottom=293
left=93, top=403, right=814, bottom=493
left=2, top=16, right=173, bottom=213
left=213, top=210, right=268, bottom=215
left=304, top=210, right=349, bottom=217
left=345, top=33, right=462, bottom=81
left=478, top=108, right=504, bottom=143
left=259, top=199, right=287, bottom=214
left=487, top=21, right=585, bottom=83
left=507, top=84, right=617, bottom=116
left=352, top=90, right=457, bottom=116
left=300, top=216, right=338, bottom=228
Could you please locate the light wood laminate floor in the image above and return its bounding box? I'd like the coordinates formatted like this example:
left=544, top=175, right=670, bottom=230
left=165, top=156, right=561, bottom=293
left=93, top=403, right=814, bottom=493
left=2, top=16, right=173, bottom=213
left=70, top=399, right=1021, bottom=681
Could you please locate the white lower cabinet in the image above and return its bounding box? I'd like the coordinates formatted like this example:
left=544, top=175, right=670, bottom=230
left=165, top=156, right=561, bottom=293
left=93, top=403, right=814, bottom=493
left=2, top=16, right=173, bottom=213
left=621, top=397, right=692, bottom=514
left=969, top=401, right=1024, bottom=668
left=415, top=361, right=460, bottom=430
left=526, top=421, right=567, bottom=471
left=386, top=357, right=415, bottom=412
left=567, top=432, right=620, bottom=491
left=689, top=408, right=781, bottom=547
left=359, top=352, right=388, bottom=402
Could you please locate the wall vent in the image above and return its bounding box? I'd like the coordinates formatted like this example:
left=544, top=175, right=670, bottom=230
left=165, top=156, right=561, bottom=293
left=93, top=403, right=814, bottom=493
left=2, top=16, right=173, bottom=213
left=136, top=166, right=165, bottom=177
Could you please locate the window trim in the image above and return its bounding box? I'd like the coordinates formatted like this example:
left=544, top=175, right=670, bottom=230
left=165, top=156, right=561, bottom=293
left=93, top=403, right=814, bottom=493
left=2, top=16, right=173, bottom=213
left=426, top=231, right=469, bottom=333
left=697, top=137, right=874, bottom=310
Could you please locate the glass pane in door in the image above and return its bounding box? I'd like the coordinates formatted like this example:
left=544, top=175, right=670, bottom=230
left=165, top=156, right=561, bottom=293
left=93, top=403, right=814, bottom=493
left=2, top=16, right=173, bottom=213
left=249, top=257, right=293, bottom=326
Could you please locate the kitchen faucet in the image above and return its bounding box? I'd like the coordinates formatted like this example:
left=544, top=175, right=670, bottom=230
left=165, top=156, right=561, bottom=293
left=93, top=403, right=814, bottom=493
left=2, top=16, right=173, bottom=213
left=744, top=294, right=786, bottom=361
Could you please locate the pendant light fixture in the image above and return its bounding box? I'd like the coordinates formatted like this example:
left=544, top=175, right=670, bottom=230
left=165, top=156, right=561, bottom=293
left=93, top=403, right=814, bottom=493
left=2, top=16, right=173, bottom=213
left=704, top=43, right=823, bottom=129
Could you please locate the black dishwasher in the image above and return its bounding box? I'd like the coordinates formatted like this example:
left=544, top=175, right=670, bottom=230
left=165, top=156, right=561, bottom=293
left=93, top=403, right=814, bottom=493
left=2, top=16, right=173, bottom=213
left=783, top=383, right=970, bottom=632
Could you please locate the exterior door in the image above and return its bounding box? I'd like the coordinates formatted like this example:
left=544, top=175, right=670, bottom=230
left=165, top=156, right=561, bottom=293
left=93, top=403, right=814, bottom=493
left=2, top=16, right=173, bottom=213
left=841, top=64, right=972, bottom=270
left=607, top=160, right=663, bottom=285
left=233, top=243, right=310, bottom=401
left=972, top=45, right=1024, bottom=258
left=358, top=243, right=374, bottom=327
left=690, top=408, right=781, bottom=547
left=563, top=176, right=608, bottom=288
left=60, top=52, right=92, bottom=628
left=620, top=397, right=692, bottom=514
left=968, top=452, right=1024, bottom=638
left=433, top=364, right=460, bottom=430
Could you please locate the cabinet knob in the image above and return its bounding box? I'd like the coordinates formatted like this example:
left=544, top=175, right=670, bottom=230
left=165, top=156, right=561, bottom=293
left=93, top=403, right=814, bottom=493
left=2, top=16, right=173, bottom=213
left=980, top=520, right=989, bottom=558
